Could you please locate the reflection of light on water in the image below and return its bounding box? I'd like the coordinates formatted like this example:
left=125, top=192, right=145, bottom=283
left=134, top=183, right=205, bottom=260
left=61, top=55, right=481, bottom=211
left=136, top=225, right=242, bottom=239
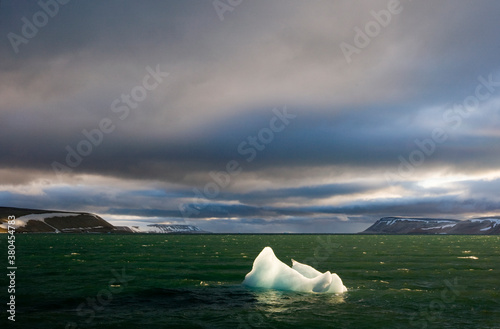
left=252, top=289, right=345, bottom=314
left=457, top=256, right=479, bottom=260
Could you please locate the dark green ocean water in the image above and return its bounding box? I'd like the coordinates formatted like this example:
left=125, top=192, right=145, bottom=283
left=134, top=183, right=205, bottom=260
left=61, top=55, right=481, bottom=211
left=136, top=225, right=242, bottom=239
left=1, top=234, right=499, bottom=328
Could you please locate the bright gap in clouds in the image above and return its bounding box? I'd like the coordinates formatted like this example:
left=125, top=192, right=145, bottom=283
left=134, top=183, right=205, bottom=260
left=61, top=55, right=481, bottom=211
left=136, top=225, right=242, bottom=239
left=418, top=170, right=500, bottom=189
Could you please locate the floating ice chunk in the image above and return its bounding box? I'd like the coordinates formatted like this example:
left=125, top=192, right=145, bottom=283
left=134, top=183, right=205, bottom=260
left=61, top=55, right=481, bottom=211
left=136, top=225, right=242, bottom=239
left=291, top=258, right=322, bottom=278
left=243, top=247, right=347, bottom=294
left=292, top=259, right=347, bottom=293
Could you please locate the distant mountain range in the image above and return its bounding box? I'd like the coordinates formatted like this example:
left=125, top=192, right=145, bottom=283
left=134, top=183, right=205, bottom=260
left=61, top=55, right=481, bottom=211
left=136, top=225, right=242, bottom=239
left=146, top=224, right=208, bottom=233
left=0, top=207, right=206, bottom=234
left=362, top=217, right=500, bottom=234
left=3, top=207, right=499, bottom=234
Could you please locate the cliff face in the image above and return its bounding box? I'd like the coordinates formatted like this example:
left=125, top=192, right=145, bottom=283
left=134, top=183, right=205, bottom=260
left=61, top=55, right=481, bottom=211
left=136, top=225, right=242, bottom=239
left=362, top=217, right=500, bottom=234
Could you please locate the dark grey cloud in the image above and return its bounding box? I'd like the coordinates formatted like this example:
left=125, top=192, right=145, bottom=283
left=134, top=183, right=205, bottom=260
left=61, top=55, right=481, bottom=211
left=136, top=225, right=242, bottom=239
left=460, top=178, right=500, bottom=200
left=233, top=182, right=379, bottom=204
left=2, top=102, right=500, bottom=187
left=1, top=1, right=500, bottom=232
left=302, top=196, right=500, bottom=218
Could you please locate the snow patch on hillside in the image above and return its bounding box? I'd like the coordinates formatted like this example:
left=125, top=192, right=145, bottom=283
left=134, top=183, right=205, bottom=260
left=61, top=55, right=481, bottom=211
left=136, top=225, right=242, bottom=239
left=1, top=212, right=80, bottom=230
left=384, top=218, right=422, bottom=225
left=147, top=224, right=203, bottom=233
left=421, top=223, right=457, bottom=230
left=19, top=213, right=80, bottom=221
left=470, top=218, right=500, bottom=227
left=382, top=218, right=456, bottom=226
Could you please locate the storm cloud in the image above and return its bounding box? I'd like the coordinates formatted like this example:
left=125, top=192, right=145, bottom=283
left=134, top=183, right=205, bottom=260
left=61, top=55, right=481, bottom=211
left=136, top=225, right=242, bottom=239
left=1, top=0, right=500, bottom=232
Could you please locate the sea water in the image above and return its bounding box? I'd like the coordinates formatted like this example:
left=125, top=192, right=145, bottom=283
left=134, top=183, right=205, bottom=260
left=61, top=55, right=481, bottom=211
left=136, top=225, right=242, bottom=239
left=1, top=234, right=499, bottom=328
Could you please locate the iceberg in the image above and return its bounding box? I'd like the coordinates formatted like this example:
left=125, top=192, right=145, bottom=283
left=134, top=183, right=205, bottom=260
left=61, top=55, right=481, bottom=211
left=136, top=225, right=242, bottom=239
left=243, top=247, right=347, bottom=294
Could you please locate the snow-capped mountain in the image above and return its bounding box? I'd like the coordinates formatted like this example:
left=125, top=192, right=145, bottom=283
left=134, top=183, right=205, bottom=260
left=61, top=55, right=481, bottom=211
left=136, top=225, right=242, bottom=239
left=146, top=224, right=207, bottom=234
left=362, top=217, right=500, bottom=234
left=0, top=207, right=116, bottom=233
left=1, top=207, right=210, bottom=234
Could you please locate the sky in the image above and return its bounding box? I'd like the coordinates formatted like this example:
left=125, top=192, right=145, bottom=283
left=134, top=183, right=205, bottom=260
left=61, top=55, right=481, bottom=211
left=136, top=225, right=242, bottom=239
left=1, top=0, right=500, bottom=233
